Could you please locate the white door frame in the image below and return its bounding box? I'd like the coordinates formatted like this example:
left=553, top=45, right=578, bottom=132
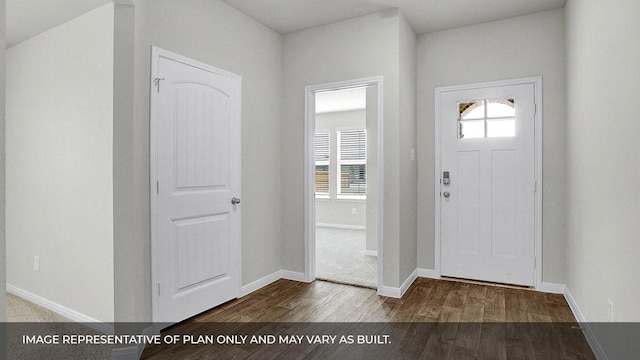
left=434, top=76, right=543, bottom=289
left=149, top=46, right=242, bottom=322
left=304, top=76, right=384, bottom=292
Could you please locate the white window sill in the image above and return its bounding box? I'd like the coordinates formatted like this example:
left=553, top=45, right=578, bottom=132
left=336, top=195, right=366, bottom=202
left=315, top=195, right=330, bottom=201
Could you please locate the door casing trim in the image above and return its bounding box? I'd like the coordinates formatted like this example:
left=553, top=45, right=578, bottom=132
left=434, top=76, right=543, bottom=289
left=304, top=76, right=384, bottom=293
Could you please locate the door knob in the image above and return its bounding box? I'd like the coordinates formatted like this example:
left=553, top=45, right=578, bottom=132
left=231, top=197, right=241, bottom=205
left=443, top=191, right=450, bottom=198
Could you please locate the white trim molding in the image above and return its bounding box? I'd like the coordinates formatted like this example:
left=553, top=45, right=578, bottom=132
left=7, top=284, right=114, bottom=335
left=110, top=326, right=155, bottom=360
left=564, top=288, right=608, bottom=360
left=316, top=223, right=366, bottom=230
left=538, top=282, right=566, bottom=294
left=378, top=270, right=417, bottom=298
left=281, top=270, right=308, bottom=282
left=361, top=250, right=378, bottom=257
left=417, top=268, right=441, bottom=279
left=239, top=271, right=282, bottom=297
left=240, top=270, right=309, bottom=298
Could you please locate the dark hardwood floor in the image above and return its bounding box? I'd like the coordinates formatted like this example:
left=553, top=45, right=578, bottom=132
left=141, top=278, right=595, bottom=359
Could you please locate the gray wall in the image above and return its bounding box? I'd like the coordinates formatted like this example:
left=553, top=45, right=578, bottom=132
left=282, top=10, right=419, bottom=288
left=5, top=4, right=114, bottom=322
left=113, top=0, right=139, bottom=323
left=565, top=0, right=640, bottom=322
left=115, top=0, right=283, bottom=322
left=398, top=13, right=417, bottom=282
left=365, top=86, right=379, bottom=252
left=0, top=0, right=6, bottom=323
left=416, top=9, right=567, bottom=284
left=315, top=110, right=367, bottom=228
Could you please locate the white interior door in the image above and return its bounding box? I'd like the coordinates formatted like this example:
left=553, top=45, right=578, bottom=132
left=439, top=83, right=536, bottom=286
left=152, top=48, right=241, bottom=323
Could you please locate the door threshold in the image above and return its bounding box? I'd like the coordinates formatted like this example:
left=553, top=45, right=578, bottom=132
left=440, top=276, right=534, bottom=290
left=315, top=278, right=377, bottom=290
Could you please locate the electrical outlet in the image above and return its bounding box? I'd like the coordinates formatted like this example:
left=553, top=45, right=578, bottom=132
left=607, top=299, right=613, bottom=322
left=34, top=256, right=40, bottom=272
left=352, top=208, right=357, bottom=215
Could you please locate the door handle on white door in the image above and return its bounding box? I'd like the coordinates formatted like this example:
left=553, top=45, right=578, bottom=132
left=443, top=191, right=450, bottom=198
left=231, top=197, right=241, bottom=205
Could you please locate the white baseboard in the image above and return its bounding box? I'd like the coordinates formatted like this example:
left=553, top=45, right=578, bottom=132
left=7, top=284, right=114, bottom=335
left=416, top=268, right=440, bottom=279
left=110, top=326, right=155, bottom=360
left=378, top=286, right=401, bottom=298
left=280, top=270, right=308, bottom=282
left=538, top=282, right=566, bottom=294
left=378, top=270, right=417, bottom=298
left=400, top=269, right=418, bottom=297
left=240, top=270, right=309, bottom=298
left=361, top=250, right=377, bottom=257
left=240, top=270, right=282, bottom=297
left=316, top=223, right=366, bottom=230
left=564, top=287, right=608, bottom=360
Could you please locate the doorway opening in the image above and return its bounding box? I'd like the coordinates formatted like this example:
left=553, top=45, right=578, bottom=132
left=304, top=77, right=383, bottom=291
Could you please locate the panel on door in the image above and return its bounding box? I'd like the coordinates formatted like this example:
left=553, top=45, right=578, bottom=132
left=153, top=49, right=241, bottom=324
left=440, top=83, right=535, bottom=286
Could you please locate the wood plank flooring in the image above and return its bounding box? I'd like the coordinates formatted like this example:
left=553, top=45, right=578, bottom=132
left=141, top=278, right=595, bottom=359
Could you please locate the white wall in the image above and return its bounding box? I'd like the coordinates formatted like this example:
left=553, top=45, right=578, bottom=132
left=416, top=9, right=567, bottom=284
left=315, top=110, right=367, bottom=228
left=0, top=0, right=7, bottom=323
left=565, top=0, right=640, bottom=322
left=115, top=0, right=283, bottom=322
left=6, top=4, right=114, bottom=322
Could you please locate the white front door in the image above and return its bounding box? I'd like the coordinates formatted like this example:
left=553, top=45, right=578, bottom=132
left=151, top=48, right=241, bottom=323
left=439, top=82, right=536, bottom=286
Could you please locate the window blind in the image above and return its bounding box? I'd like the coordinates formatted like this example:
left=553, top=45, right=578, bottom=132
left=314, top=132, right=330, bottom=162
left=338, top=129, right=366, bottom=196
left=314, top=131, right=330, bottom=194
left=338, top=129, right=366, bottom=161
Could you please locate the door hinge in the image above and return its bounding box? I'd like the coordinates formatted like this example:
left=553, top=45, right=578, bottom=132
left=156, top=181, right=159, bottom=194
left=157, top=282, right=161, bottom=296
left=153, top=77, right=165, bottom=92
left=534, top=180, right=537, bottom=193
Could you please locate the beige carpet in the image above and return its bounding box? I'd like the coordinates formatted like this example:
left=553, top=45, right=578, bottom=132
left=315, top=227, right=377, bottom=288
left=6, top=293, right=113, bottom=359
left=7, top=293, right=73, bottom=322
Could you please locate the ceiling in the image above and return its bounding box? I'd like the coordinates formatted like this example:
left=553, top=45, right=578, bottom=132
left=316, top=87, right=367, bottom=114
left=222, top=0, right=567, bottom=35
left=6, top=0, right=111, bottom=47
left=5, top=0, right=567, bottom=48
